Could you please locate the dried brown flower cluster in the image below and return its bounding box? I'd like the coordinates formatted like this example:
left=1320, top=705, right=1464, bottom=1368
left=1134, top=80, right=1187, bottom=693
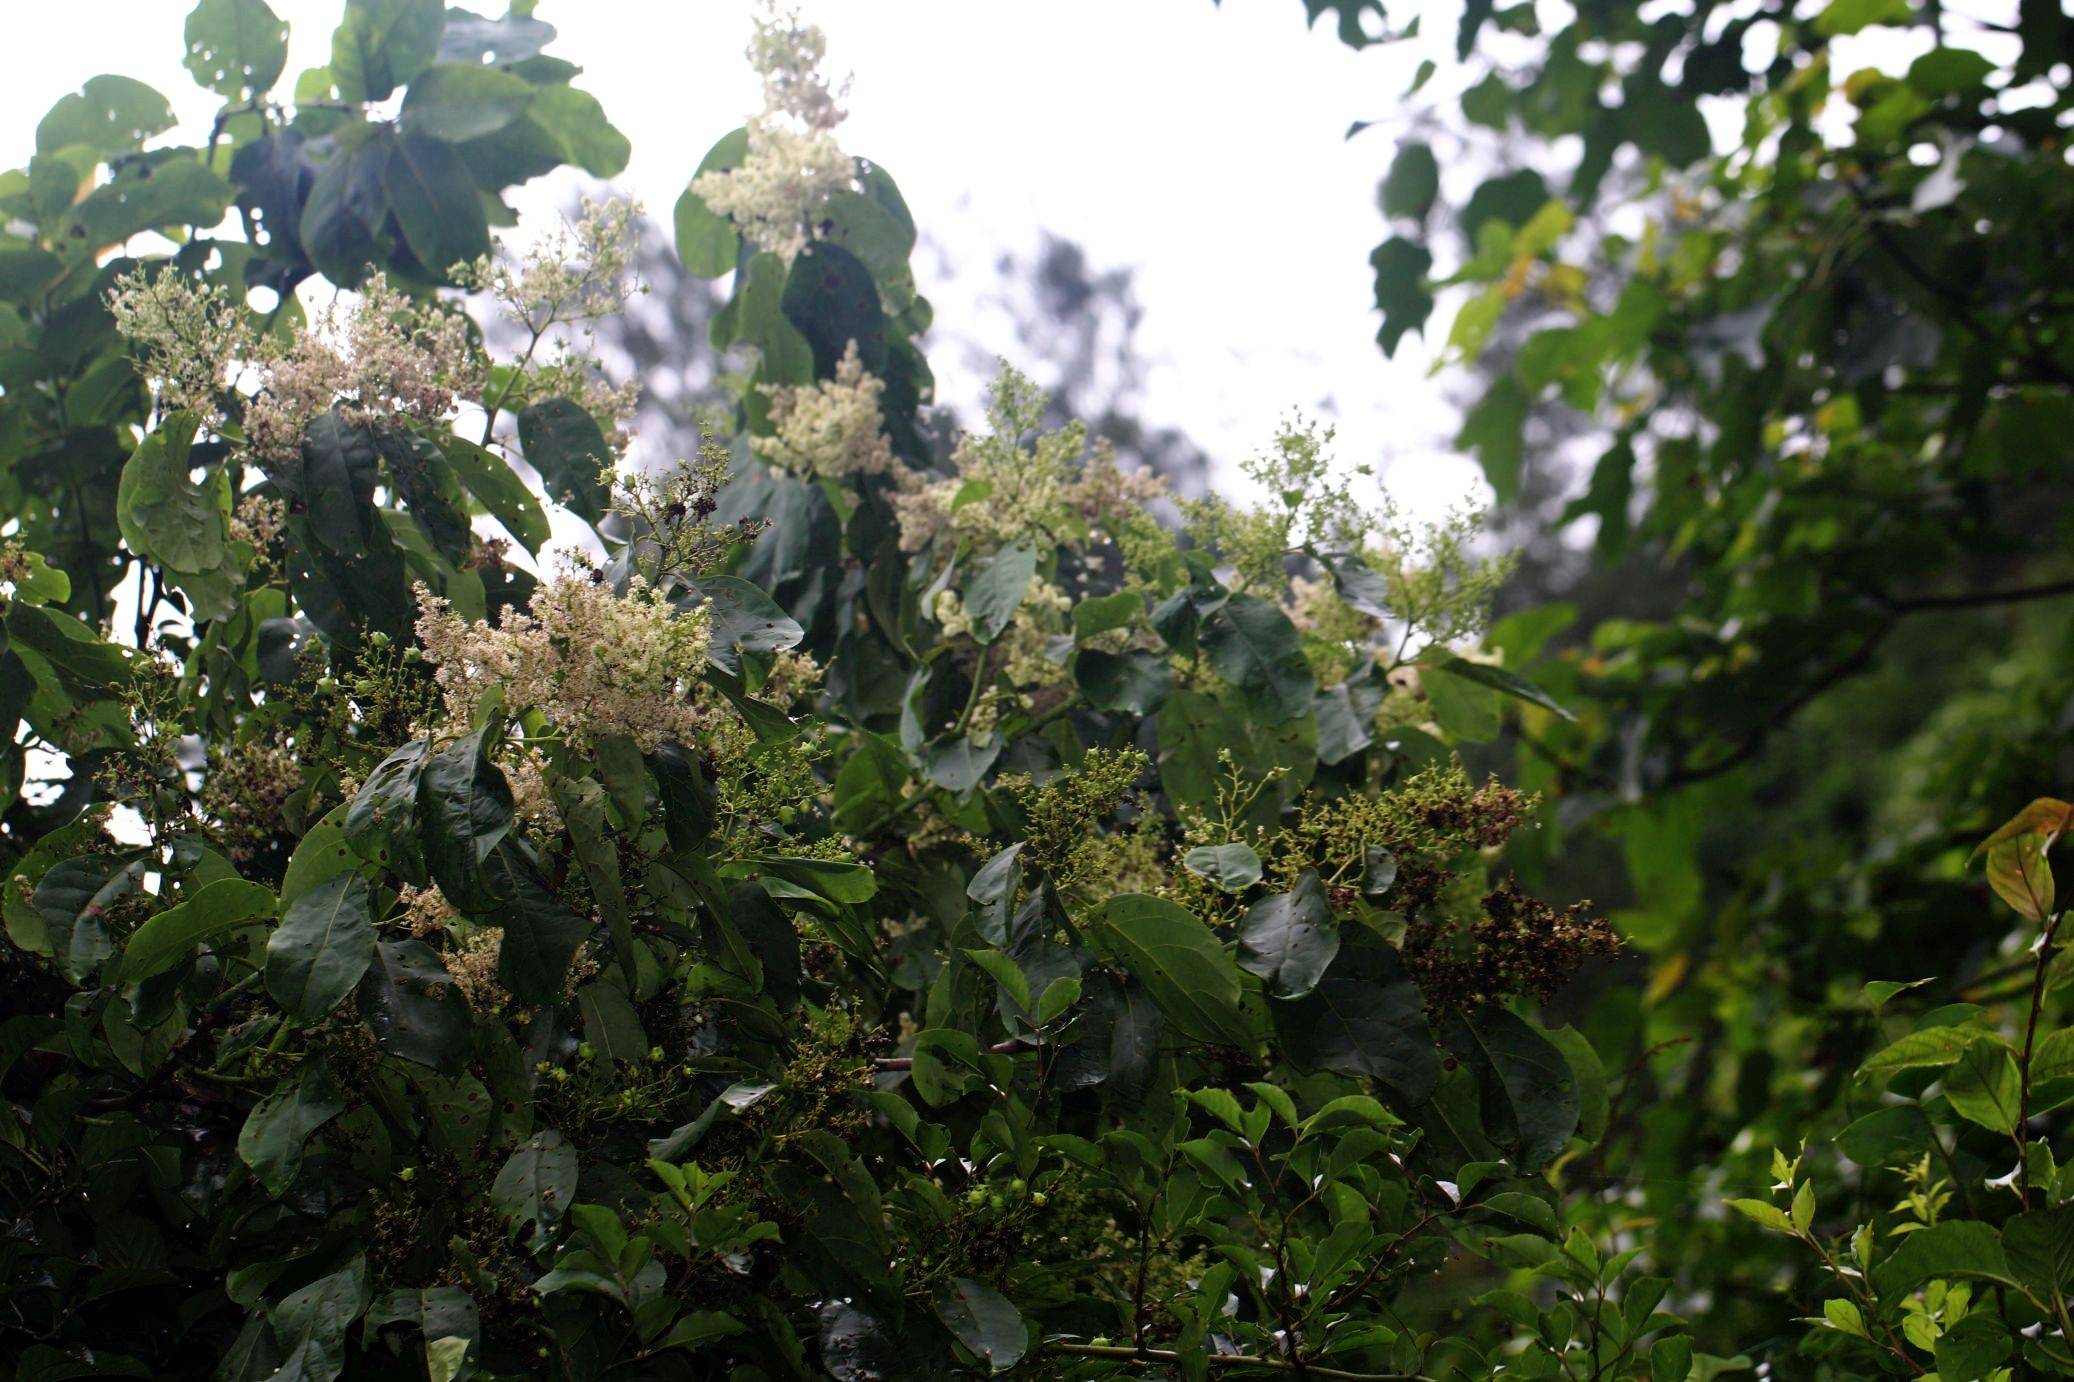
left=1403, top=878, right=1621, bottom=1011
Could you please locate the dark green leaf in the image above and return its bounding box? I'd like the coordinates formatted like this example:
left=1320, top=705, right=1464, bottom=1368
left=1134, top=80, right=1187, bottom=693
left=122, top=877, right=275, bottom=982
left=383, top=132, right=490, bottom=276
left=1074, top=647, right=1171, bottom=715
left=932, top=1277, right=1027, bottom=1373
left=1201, top=594, right=1314, bottom=724
left=238, top=1062, right=346, bottom=1195
left=1095, top=894, right=1251, bottom=1047
left=1438, top=1006, right=1579, bottom=1171
left=1237, top=870, right=1340, bottom=999
left=265, top=871, right=376, bottom=1021
left=1273, top=933, right=1437, bottom=1102
left=358, top=938, right=470, bottom=1072
left=331, top=0, right=442, bottom=102
left=516, top=396, right=611, bottom=521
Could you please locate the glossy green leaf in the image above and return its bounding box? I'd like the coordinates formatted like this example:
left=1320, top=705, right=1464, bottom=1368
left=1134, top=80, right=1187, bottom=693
left=1095, top=893, right=1250, bottom=1047
left=265, top=871, right=376, bottom=1021
left=122, top=877, right=275, bottom=982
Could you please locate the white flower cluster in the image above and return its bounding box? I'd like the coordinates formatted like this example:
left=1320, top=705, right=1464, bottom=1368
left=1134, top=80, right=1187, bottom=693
left=105, top=267, right=249, bottom=424
left=753, top=340, right=895, bottom=478
left=111, top=267, right=483, bottom=460
left=892, top=363, right=1165, bottom=553
left=934, top=575, right=1074, bottom=699
left=690, top=4, right=855, bottom=264
left=454, top=197, right=645, bottom=439
left=244, top=273, right=481, bottom=461
left=414, top=568, right=715, bottom=753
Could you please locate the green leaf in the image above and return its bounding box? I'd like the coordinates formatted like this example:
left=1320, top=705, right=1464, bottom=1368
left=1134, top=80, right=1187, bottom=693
left=781, top=241, right=885, bottom=378
left=1861, top=1025, right=1985, bottom=1075
left=272, top=1256, right=371, bottom=1382
left=122, top=877, right=275, bottom=982
left=1074, top=647, right=1172, bottom=715
left=31, top=854, right=143, bottom=979
left=1649, top=1335, right=1693, bottom=1382
left=1815, top=0, right=1913, bottom=36
left=528, top=85, right=629, bottom=179
left=1071, top=590, right=1141, bottom=640
left=331, top=0, right=441, bottom=102
left=478, top=839, right=591, bottom=1005
left=118, top=414, right=240, bottom=621
left=1371, top=235, right=1434, bottom=356
left=932, top=1277, right=1027, bottom=1373
left=963, top=948, right=1031, bottom=1012
left=384, top=132, right=491, bottom=276
left=1434, top=655, right=1576, bottom=720
left=1872, top=1219, right=2020, bottom=1298
left=1236, top=869, right=1340, bottom=999
left=1201, top=594, right=1315, bottom=724
left=685, top=575, right=804, bottom=676
left=1272, top=932, right=1438, bottom=1102
left=1438, top=1005, right=1579, bottom=1171
left=2033, top=1027, right=2074, bottom=1084
left=673, top=127, right=748, bottom=277
left=265, top=870, right=376, bottom=1022
left=964, top=542, right=1039, bottom=645
left=1837, top=1105, right=1935, bottom=1166
left=429, top=433, right=550, bottom=554
left=2003, top=1206, right=2074, bottom=1303
left=1933, top=1313, right=2012, bottom=1381
left=1944, top=1041, right=2022, bottom=1134
left=728, top=854, right=878, bottom=904
left=719, top=252, right=813, bottom=386
left=1728, top=1198, right=1792, bottom=1232
left=1970, top=797, right=2069, bottom=923
left=1421, top=664, right=1501, bottom=742
left=358, top=939, right=470, bottom=1072
left=516, top=396, right=611, bottom=521
left=1382, top=141, right=1440, bottom=219
left=283, top=805, right=358, bottom=907
left=419, top=726, right=515, bottom=912
left=184, top=0, right=289, bottom=98
left=365, top=1287, right=480, bottom=1382
left=398, top=64, right=535, bottom=142
left=1095, top=894, right=1251, bottom=1047
left=345, top=737, right=430, bottom=882
left=37, top=75, right=174, bottom=157
left=491, top=1130, right=578, bottom=1249
left=1547, top=1024, right=1609, bottom=1144
left=238, top=1062, right=346, bottom=1195
left=1181, top=843, right=1264, bottom=893
left=576, top=982, right=648, bottom=1063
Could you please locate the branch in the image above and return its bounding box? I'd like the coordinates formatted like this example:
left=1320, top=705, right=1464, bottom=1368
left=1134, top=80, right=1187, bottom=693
left=1044, top=1342, right=1430, bottom=1381
left=1881, top=577, right=2074, bottom=612
left=872, top=1039, right=1025, bottom=1071
left=1666, top=623, right=1893, bottom=788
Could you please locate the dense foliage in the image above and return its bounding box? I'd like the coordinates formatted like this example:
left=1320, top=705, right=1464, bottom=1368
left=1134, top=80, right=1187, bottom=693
left=0, top=2, right=2067, bottom=1380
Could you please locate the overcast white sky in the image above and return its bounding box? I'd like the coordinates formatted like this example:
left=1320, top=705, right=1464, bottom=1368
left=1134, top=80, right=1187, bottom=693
left=4, top=0, right=1498, bottom=518
left=3, top=2, right=1967, bottom=520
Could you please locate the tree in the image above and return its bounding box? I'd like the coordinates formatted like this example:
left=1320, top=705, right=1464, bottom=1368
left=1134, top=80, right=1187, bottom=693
left=0, top=4, right=1671, bottom=1378
left=1355, top=0, right=2074, bottom=1369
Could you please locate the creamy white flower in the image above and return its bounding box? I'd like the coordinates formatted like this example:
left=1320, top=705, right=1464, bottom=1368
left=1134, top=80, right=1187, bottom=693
left=753, top=340, right=895, bottom=478
left=691, top=4, right=856, bottom=263
left=414, top=568, right=715, bottom=753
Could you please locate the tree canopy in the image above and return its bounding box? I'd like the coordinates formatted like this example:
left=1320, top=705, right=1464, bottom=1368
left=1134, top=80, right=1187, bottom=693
left=1, top=1, right=2070, bottom=1380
